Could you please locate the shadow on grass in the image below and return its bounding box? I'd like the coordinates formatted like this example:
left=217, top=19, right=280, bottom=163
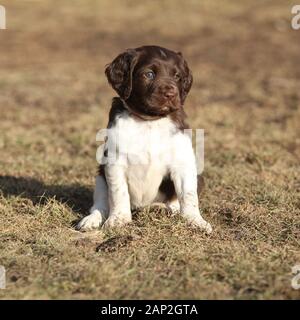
left=0, top=175, right=92, bottom=217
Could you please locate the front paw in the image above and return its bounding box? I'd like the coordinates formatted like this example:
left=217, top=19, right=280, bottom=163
left=102, top=214, right=132, bottom=230
left=190, top=218, right=212, bottom=234
left=183, top=211, right=212, bottom=234
left=76, top=210, right=104, bottom=231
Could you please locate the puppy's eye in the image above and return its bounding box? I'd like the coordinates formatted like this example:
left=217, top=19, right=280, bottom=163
left=174, top=72, right=181, bottom=81
left=145, top=71, right=155, bottom=80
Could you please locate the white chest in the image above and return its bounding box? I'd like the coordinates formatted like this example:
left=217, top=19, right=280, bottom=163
left=106, top=111, right=194, bottom=207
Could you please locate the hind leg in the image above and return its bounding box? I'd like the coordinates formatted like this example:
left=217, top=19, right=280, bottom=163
left=76, top=175, right=109, bottom=231
left=157, top=174, right=205, bottom=215
left=154, top=181, right=180, bottom=214
left=166, top=198, right=180, bottom=214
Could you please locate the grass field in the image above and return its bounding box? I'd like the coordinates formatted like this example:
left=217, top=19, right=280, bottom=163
left=0, top=0, right=299, bottom=299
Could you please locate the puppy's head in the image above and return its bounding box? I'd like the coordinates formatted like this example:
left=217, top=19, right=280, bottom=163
left=105, top=45, right=193, bottom=117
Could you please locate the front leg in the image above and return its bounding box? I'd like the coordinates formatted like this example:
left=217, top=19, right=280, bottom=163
left=170, top=164, right=212, bottom=234
left=76, top=175, right=109, bottom=231
left=102, top=164, right=132, bottom=229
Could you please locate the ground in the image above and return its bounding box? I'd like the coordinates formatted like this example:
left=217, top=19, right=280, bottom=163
left=0, top=0, right=299, bottom=299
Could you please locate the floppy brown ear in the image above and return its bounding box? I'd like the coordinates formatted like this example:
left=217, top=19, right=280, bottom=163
left=177, top=52, right=193, bottom=102
left=105, top=49, right=139, bottom=100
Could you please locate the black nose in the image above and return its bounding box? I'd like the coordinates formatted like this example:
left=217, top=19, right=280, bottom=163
left=161, top=84, right=177, bottom=99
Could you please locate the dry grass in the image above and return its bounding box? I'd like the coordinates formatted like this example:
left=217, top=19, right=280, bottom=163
left=0, top=0, right=299, bottom=299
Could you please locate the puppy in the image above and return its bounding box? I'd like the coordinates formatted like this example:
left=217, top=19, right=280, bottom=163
left=77, top=45, right=212, bottom=233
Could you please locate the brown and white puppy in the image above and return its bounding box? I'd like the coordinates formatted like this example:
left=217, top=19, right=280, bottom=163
left=77, top=45, right=212, bottom=233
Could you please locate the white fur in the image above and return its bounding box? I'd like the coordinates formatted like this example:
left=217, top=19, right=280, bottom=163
left=77, top=110, right=211, bottom=233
